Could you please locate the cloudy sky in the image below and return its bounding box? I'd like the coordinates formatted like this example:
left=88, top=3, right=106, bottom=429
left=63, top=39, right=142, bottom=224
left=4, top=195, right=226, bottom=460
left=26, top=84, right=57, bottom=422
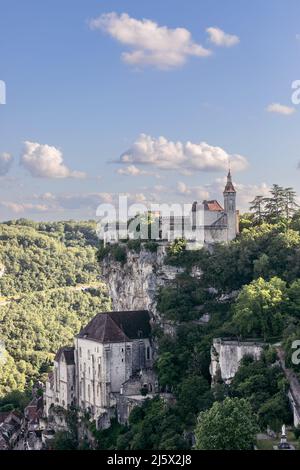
left=0, top=0, right=300, bottom=220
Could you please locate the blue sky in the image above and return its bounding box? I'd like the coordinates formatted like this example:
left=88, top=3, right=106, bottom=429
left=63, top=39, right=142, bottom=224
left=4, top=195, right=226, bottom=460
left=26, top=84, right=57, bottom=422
left=0, top=0, right=300, bottom=220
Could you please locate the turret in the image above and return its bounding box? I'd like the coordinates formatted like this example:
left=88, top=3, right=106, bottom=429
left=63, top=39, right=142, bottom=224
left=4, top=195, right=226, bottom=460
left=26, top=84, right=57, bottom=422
left=223, top=170, right=238, bottom=241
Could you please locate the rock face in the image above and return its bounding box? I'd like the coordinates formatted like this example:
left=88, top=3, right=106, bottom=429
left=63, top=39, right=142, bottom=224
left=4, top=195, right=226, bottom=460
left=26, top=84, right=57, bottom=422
left=101, top=245, right=184, bottom=321
left=0, top=263, right=5, bottom=278
left=210, top=338, right=265, bottom=384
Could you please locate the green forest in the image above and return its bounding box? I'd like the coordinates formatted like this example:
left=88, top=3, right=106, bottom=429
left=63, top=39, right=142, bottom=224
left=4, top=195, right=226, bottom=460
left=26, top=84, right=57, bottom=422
left=0, top=220, right=111, bottom=403
left=1, top=185, right=300, bottom=450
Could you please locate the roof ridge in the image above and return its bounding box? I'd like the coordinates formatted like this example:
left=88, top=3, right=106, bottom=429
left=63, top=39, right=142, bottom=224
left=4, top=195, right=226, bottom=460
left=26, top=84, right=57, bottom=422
left=104, top=314, right=129, bottom=342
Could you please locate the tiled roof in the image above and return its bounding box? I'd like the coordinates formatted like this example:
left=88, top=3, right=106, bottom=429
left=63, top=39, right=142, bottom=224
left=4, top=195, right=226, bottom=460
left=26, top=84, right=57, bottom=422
left=77, top=310, right=151, bottom=343
left=224, top=170, right=236, bottom=193
left=203, top=200, right=224, bottom=212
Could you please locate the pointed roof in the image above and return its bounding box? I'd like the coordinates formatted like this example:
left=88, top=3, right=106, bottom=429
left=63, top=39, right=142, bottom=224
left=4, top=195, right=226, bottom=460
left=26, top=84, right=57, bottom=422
left=224, top=170, right=236, bottom=193
left=77, top=310, right=151, bottom=344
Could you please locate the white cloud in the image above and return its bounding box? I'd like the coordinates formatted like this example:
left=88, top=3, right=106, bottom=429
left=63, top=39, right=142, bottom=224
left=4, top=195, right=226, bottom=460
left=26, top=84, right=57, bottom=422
left=89, top=12, right=211, bottom=69
left=206, top=27, right=240, bottom=47
left=116, top=164, right=161, bottom=178
left=1, top=201, right=49, bottom=214
left=119, top=134, right=248, bottom=174
left=20, top=141, right=86, bottom=179
left=117, top=165, right=146, bottom=176
left=0, top=153, right=13, bottom=175
left=266, top=103, right=296, bottom=115
left=176, top=181, right=210, bottom=201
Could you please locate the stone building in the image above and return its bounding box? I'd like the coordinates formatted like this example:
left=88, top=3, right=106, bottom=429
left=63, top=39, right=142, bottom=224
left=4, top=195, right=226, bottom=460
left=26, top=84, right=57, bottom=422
left=159, top=170, right=239, bottom=248
left=45, top=310, right=155, bottom=428
left=103, top=170, right=239, bottom=249
left=44, top=347, right=75, bottom=416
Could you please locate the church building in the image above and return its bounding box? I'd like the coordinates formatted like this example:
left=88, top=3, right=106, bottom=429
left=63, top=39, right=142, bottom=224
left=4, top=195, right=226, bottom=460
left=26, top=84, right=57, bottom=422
left=45, top=310, right=155, bottom=428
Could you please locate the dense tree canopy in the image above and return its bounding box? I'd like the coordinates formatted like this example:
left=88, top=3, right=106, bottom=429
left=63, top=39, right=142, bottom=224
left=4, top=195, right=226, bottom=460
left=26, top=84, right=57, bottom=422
left=195, top=397, right=259, bottom=450
left=0, top=221, right=110, bottom=399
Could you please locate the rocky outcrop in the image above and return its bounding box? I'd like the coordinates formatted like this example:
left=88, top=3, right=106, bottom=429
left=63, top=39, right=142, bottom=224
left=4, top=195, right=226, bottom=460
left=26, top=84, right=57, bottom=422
left=210, top=338, right=265, bottom=384
left=101, top=244, right=184, bottom=321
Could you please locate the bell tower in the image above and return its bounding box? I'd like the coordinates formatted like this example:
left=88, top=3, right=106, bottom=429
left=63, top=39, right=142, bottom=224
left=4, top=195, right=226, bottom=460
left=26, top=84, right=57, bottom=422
left=223, top=170, right=238, bottom=241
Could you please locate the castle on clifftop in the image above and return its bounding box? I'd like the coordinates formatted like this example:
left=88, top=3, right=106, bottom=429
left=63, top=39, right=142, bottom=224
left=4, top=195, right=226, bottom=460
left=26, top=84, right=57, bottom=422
left=103, top=170, right=239, bottom=249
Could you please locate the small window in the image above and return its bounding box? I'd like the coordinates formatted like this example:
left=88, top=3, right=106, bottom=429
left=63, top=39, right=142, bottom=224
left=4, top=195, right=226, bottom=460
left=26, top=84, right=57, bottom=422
left=79, top=347, right=82, bottom=358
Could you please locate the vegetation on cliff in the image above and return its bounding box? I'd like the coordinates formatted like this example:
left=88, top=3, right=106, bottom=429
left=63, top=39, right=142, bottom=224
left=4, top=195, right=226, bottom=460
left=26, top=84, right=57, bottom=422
left=0, top=220, right=110, bottom=402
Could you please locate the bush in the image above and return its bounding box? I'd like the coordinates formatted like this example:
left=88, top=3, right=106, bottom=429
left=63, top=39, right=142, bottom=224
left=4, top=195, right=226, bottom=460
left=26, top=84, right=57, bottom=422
left=144, top=241, right=159, bottom=253
left=127, top=239, right=142, bottom=253
left=112, top=245, right=127, bottom=264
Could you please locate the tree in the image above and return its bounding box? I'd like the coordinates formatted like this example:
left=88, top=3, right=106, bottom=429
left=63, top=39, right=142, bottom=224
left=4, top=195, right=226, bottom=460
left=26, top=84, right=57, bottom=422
left=230, top=356, right=291, bottom=430
left=263, top=185, right=286, bottom=224
left=195, top=398, right=258, bottom=450
left=175, top=375, right=212, bottom=425
left=249, top=196, right=265, bottom=225
left=258, top=393, right=292, bottom=433
left=155, top=352, right=181, bottom=390
left=283, top=187, right=299, bottom=221
left=249, top=185, right=299, bottom=225
left=285, top=280, right=300, bottom=318
left=232, top=277, right=287, bottom=340
left=51, top=431, right=78, bottom=450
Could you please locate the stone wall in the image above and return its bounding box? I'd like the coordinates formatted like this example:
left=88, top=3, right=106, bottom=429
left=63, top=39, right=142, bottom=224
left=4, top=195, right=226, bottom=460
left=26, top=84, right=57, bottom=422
left=210, top=338, right=265, bottom=384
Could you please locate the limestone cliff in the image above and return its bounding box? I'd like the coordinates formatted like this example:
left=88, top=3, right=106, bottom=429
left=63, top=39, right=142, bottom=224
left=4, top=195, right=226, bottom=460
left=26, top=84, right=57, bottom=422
left=101, top=244, right=184, bottom=322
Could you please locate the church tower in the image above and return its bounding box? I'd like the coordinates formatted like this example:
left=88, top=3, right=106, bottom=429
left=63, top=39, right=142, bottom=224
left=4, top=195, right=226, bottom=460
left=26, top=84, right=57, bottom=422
left=223, top=170, right=238, bottom=241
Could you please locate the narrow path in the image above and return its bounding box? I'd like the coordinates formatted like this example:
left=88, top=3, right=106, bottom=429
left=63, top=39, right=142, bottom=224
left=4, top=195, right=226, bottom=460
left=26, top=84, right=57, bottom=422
left=276, top=346, right=300, bottom=417
left=0, top=282, right=104, bottom=307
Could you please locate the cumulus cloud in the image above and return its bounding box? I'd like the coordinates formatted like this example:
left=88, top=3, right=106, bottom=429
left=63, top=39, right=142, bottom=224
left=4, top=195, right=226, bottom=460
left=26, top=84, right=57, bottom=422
left=117, top=165, right=147, bottom=176
left=89, top=12, right=211, bottom=69
left=118, top=134, right=248, bottom=174
left=116, top=164, right=161, bottom=178
left=0, top=153, right=13, bottom=176
left=176, top=181, right=210, bottom=201
left=20, top=141, right=86, bottom=179
left=1, top=201, right=49, bottom=214
left=206, top=27, right=240, bottom=47
left=266, top=103, right=296, bottom=115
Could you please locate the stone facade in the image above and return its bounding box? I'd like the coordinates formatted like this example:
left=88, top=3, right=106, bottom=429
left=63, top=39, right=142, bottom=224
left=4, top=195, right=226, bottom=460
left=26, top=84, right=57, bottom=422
left=103, top=170, right=239, bottom=250
left=44, top=347, right=75, bottom=416
left=45, top=310, right=155, bottom=429
left=210, top=338, right=265, bottom=384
